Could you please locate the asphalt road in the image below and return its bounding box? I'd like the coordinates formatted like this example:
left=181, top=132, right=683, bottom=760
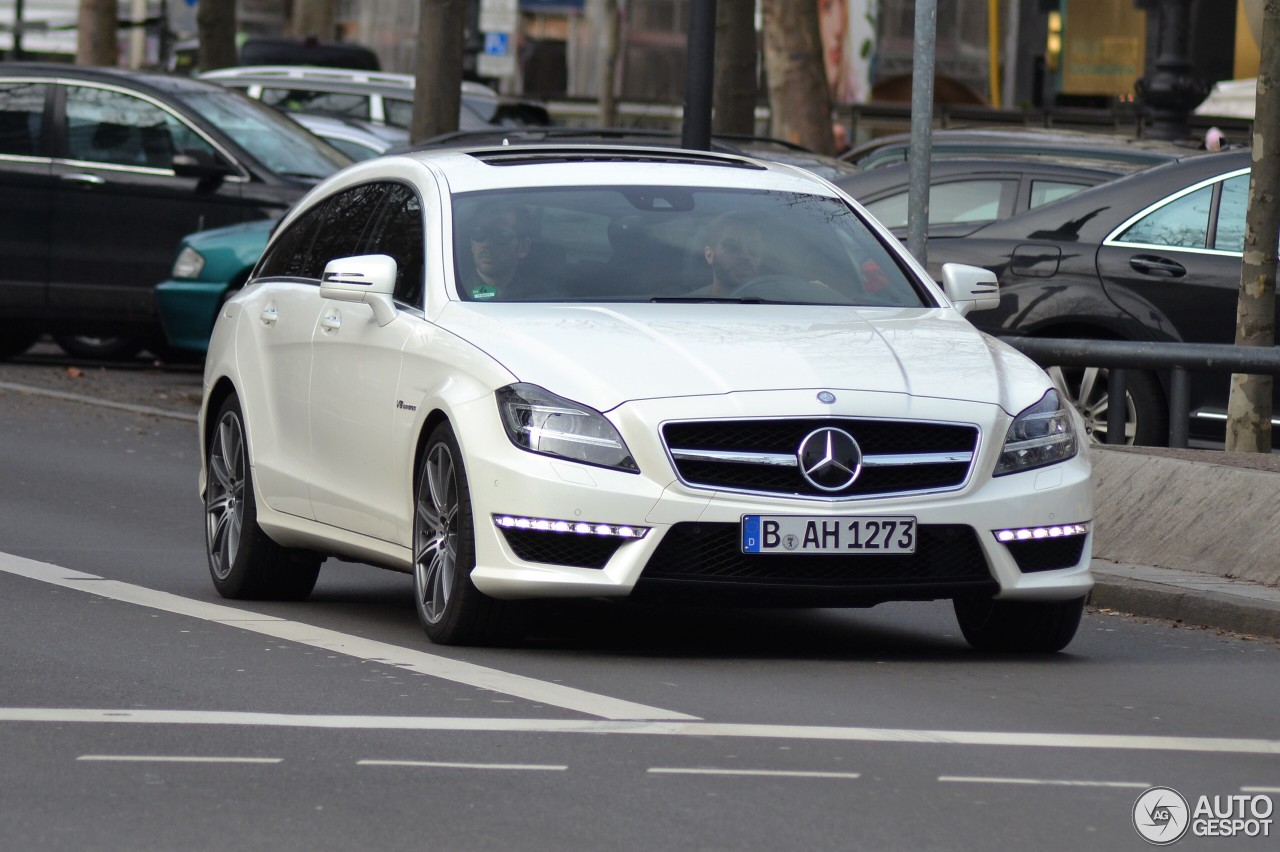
left=1, top=352, right=1278, bottom=851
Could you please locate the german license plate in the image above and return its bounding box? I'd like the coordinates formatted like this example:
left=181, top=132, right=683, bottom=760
left=741, top=515, right=917, bottom=554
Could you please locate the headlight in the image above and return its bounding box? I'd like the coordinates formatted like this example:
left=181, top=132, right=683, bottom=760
left=171, top=246, right=206, bottom=279
left=994, top=389, right=1078, bottom=476
left=496, top=383, right=639, bottom=473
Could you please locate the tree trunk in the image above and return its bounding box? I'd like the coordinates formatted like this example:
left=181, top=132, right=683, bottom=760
left=761, top=0, right=833, bottom=153
left=1225, top=0, right=1279, bottom=453
left=76, top=0, right=118, bottom=66
left=291, top=0, right=335, bottom=41
left=411, top=0, right=468, bottom=143
left=713, top=0, right=757, bottom=136
left=599, top=0, right=621, bottom=126
left=197, top=0, right=238, bottom=72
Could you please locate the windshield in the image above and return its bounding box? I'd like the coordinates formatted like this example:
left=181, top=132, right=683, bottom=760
left=451, top=186, right=930, bottom=307
left=177, top=89, right=351, bottom=179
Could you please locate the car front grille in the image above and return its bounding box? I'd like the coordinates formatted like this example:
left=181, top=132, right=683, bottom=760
left=662, top=418, right=979, bottom=499
left=640, top=522, right=991, bottom=587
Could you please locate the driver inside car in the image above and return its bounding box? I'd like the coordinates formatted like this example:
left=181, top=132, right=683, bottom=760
left=694, top=212, right=765, bottom=297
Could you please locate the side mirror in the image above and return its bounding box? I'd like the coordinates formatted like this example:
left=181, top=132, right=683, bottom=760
left=172, top=148, right=234, bottom=182
left=321, top=254, right=398, bottom=327
left=941, top=263, right=999, bottom=316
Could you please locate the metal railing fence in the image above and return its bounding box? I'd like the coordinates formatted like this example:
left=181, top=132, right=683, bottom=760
left=998, top=337, right=1280, bottom=449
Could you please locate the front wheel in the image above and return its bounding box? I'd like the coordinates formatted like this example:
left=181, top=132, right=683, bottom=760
left=413, top=423, right=509, bottom=645
left=205, top=394, right=321, bottom=600
left=953, top=596, right=1086, bottom=653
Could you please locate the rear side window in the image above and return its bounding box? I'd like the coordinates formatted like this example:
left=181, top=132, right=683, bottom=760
left=1117, top=185, right=1212, bottom=249
left=864, top=179, right=1014, bottom=228
left=1029, top=180, right=1090, bottom=209
left=0, top=83, right=47, bottom=156
left=259, top=87, right=371, bottom=121
left=257, top=182, right=392, bottom=281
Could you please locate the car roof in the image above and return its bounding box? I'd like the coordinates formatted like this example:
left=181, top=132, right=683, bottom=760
left=847, top=127, right=1201, bottom=170
left=308, top=143, right=836, bottom=202
left=0, top=61, right=232, bottom=97
left=964, top=147, right=1252, bottom=242
left=833, top=156, right=1129, bottom=196
left=409, top=128, right=857, bottom=179
left=199, top=65, right=501, bottom=98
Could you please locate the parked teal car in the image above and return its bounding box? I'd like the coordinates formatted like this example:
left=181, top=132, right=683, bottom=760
left=155, top=219, right=273, bottom=352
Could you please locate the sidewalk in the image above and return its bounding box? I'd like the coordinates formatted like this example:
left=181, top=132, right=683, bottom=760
left=1090, top=560, right=1280, bottom=640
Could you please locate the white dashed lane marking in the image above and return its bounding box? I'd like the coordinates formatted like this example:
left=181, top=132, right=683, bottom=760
left=938, top=776, right=1150, bottom=789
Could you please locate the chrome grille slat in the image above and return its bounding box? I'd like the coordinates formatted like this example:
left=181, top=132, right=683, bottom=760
left=662, top=417, right=980, bottom=500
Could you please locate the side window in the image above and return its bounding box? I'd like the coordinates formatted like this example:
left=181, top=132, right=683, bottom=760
left=0, top=83, right=47, bottom=156
left=257, top=203, right=328, bottom=280
left=1029, top=180, right=1089, bottom=209
left=313, top=182, right=389, bottom=269
left=365, top=183, right=426, bottom=306
left=1213, top=174, right=1248, bottom=253
left=1116, top=184, right=1212, bottom=249
left=259, top=88, right=371, bottom=120
left=864, top=180, right=1013, bottom=228
left=64, top=85, right=214, bottom=168
left=382, top=98, right=413, bottom=129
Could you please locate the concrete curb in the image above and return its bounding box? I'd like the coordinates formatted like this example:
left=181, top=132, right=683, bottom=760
left=1089, top=562, right=1280, bottom=640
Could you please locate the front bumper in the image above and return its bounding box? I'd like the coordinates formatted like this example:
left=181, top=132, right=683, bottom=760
left=455, top=389, right=1093, bottom=604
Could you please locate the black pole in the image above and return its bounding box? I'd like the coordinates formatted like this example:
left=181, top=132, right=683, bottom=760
left=13, top=0, right=25, bottom=60
left=681, top=0, right=717, bottom=151
left=1134, top=0, right=1209, bottom=141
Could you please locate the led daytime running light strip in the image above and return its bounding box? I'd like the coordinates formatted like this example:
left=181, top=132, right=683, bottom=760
left=493, top=515, right=650, bottom=539
left=994, top=523, right=1089, bottom=543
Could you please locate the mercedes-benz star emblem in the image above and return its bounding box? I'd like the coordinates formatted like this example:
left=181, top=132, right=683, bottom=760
left=797, top=427, right=862, bottom=491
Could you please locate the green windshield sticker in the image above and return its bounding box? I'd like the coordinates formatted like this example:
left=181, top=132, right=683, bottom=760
left=471, top=285, right=498, bottom=300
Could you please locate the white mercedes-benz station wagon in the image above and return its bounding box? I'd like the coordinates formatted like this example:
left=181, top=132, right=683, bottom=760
left=199, top=144, right=1093, bottom=651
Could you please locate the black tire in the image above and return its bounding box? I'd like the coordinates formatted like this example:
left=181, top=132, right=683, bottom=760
left=1046, top=365, right=1167, bottom=446
left=205, top=394, right=321, bottom=600
left=413, top=422, right=510, bottom=645
left=953, top=595, right=1086, bottom=653
left=53, top=333, right=144, bottom=361
left=0, top=328, right=40, bottom=359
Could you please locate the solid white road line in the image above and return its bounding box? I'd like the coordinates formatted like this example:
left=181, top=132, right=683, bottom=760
left=358, top=760, right=566, bottom=771
left=0, top=550, right=696, bottom=722
left=77, top=755, right=282, bottom=764
left=938, top=776, right=1150, bottom=788
left=649, top=768, right=861, bottom=779
left=1242, top=786, right=1280, bottom=793
left=0, top=381, right=198, bottom=423
left=4, top=709, right=1280, bottom=756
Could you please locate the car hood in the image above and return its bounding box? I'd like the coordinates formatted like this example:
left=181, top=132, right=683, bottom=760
left=435, top=303, right=1048, bottom=414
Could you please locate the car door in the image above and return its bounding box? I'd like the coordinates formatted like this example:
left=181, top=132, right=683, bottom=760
left=1095, top=169, right=1273, bottom=425
left=0, top=80, right=54, bottom=325
left=48, top=81, right=246, bottom=328
left=234, top=203, right=330, bottom=520
left=308, top=182, right=424, bottom=541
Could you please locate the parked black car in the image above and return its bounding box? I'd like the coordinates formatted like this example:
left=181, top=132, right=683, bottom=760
left=0, top=63, right=351, bottom=360
left=922, top=147, right=1271, bottom=446
left=833, top=157, right=1131, bottom=237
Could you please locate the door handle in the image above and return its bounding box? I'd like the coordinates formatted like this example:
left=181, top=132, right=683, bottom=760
left=60, top=173, right=105, bottom=186
left=259, top=306, right=278, bottom=326
left=320, top=312, right=342, bottom=332
left=1129, top=255, right=1186, bottom=278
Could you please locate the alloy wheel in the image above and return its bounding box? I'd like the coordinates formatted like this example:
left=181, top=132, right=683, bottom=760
left=206, top=410, right=246, bottom=579
left=415, top=442, right=460, bottom=624
left=1046, top=365, right=1136, bottom=445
